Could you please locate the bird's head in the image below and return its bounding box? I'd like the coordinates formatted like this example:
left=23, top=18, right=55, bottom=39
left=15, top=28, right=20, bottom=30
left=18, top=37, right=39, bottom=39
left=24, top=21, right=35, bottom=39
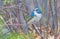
left=31, top=7, right=42, bottom=17
left=34, top=7, right=42, bottom=14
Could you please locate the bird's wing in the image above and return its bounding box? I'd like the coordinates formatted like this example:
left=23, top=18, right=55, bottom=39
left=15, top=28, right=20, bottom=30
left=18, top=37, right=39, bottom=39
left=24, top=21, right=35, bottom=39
left=27, top=17, right=37, bottom=24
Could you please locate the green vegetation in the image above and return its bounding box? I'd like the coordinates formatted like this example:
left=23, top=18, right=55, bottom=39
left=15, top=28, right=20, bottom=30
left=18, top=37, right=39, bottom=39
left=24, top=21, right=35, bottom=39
left=25, top=15, right=30, bottom=21
left=3, top=0, right=14, bottom=5
left=0, top=12, right=34, bottom=39
left=0, top=16, right=4, bottom=29
left=0, top=18, right=3, bottom=25
left=0, top=32, right=34, bottom=39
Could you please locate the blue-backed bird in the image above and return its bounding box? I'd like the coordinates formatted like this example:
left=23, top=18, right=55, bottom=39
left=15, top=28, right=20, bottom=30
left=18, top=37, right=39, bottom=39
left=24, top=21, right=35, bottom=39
left=27, top=7, right=42, bottom=24
left=23, top=7, right=42, bottom=34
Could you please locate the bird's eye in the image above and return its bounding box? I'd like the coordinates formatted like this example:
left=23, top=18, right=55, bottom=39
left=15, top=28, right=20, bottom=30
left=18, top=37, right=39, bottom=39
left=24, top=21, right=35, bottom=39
left=36, top=9, right=40, bottom=12
left=36, top=9, right=42, bottom=14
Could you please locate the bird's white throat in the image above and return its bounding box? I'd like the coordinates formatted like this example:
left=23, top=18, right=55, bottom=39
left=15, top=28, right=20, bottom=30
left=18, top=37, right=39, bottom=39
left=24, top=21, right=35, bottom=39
left=34, top=11, right=42, bottom=18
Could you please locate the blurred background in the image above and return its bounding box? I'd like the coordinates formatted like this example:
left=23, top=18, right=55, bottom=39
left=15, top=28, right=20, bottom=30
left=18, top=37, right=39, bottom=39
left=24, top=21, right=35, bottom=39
left=0, top=0, right=60, bottom=39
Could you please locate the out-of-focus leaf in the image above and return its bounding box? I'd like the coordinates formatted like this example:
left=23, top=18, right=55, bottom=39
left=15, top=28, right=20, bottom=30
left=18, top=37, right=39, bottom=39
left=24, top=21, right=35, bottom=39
left=3, top=0, right=14, bottom=5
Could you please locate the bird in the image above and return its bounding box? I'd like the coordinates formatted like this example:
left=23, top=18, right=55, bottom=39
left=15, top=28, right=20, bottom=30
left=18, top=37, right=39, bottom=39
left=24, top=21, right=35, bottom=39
left=27, top=7, right=42, bottom=24
left=23, top=7, right=42, bottom=34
